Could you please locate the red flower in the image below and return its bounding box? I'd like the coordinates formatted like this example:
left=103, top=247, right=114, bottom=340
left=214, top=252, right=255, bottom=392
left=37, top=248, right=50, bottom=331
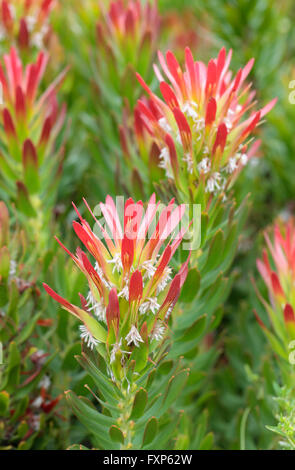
left=255, top=218, right=295, bottom=345
left=0, top=47, right=66, bottom=201
left=0, top=0, right=54, bottom=50
left=129, top=47, right=276, bottom=199
left=43, top=195, right=190, bottom=372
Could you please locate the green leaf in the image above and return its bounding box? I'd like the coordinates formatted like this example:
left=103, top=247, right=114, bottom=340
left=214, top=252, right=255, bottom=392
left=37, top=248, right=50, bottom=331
left=16, top=313, right=41, bottom=345
left=0, top=247, right=10, bottom=279
left=66, top=390, right=116, bottom=449
left=2, top=342, right=21, bottom=392
left=0, top=391, right=9, bottom=416
left=75, top=353, right=123, bottom=405
left=16, top=181, right=37, bottom=218
left=162, top=369, right=189, bottom=411
left=175, top=315, right=207, bottom=344
left=179, top=268, right=200, bottom=303
left=62, top=343, right=82, bottom=371
left=109, top=425, right=125, bottom=444
left=199, top=432, right=214, bottom=450
left=22, top=140, right=40, bottom=194
left=142, top=417, right=158, bottom=448
left=203, top=229, right=224, bottom=273
left=130, top=388, right=148, bottom=420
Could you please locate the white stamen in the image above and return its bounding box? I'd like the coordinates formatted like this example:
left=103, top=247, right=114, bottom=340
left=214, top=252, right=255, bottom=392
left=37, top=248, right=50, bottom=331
left=240, top=153, right=248, bottom=165
left=157, top=267, right=172, bottom=293
left=125, top=325, right=144, bottom=347
left=225, top=157, right=238, bottom=174
left=159, top=146, right=173, bottom=178
left=86, top=291, right=106, bottom=322
left=94, top=262, right=113, bottom=289
left=110, top=340, right=121, bottom=364
left=110, top=339, right=131, bottom=363
left=79, top=325, right=99, bottom=350
left=205, top=172, right=223, bottom=193
left=139, top=297, right=160, bottom=315
left=118, top=282, right=129, bottom=301
left=183, top=152, right=194, bottom=174
left=198, top=157, right=211, bottom=174
left=182, top=101, right=199, bottom=121
left=150, top=321, right=165, bottom=341
left=107, top=252, right=123, bottom=273
left=141, top=259, right=157, bottom=279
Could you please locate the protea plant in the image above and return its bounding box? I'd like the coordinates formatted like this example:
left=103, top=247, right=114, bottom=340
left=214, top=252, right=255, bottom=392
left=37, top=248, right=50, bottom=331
left=255, top=217, right=295, bottom=365
left=120, top=47, right=276, bottom=204
left=0, top=0, right=55, bottom=52
left=44, top=194, right=190, bottom=378
left=43, top=195, right=196, bottom=449
left=117, top=45, right=277, bottom=449
left=0, top=47, right=66, bottom=253
left=95, top=0, right=160, bottom=109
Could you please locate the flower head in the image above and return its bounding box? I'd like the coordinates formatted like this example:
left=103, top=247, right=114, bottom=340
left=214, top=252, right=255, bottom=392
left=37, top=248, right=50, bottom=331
left=0, top=47, right=66, bottom=210
left=130, top=47, right=276, bottom=201
left=0, top=0, right=54, bottom=50
left=43, top=194, right=190, bottom=377
left=255, top=218, right=295, bottom=354
left=96, top=0, right=160, bottom=106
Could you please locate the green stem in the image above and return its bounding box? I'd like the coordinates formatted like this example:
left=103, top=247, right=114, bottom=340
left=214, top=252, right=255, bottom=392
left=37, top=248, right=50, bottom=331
left=117, top=382, right=137, bottom=450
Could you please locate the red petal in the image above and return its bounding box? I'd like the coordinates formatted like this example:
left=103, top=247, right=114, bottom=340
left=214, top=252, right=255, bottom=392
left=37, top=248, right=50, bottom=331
left=205, top=59, right=217, bottom=98
left=39, top=116, right=52, bottom=145
left=284, top=304, right=295, bottom=323
left=173, top=108, right=191, bottom=151
left=106, top=288, right=120, bottom=332
left=23, top=139, right=38, bottom=169
left=79, top=251, right=104, bottom=298
left=216, top=47, right=226, bottom=81
left=205, top=97, right=217, bottom=126
left=3, top=108, right=16, bottom=137
left=160, top=81, right=179, bottom=109
left=125, top=8, right=135, bottom=36
left=166, top=51, right=185, bottom=95
left=232, top=69, right=242, bottom=92
left=212, top=123, right=227, bottom=154
left=271, top=272, right=284, bottom=297
left=15, top=86, right=26, bottom=118
left=129, top=270, right=143, bottom=303
left=136, top=73, right=153, bottom=96
left=165, top=133, right=179, bottom=176
left=185, top=47, right=197, bottom=98
left=241, top=111, right=261, bottom=138
left=260, top=98, right=277, bottom=118
left=159, top=273, right=181, bottom=319
left=153, top=245, right=172, bottom=281
left=2, top=1, right=13, bottom=32
left=43, top=283, right=80, bottom=319
left=18, top=18, right=29, bottom=50
left=121, top=234, right=134, bottom=272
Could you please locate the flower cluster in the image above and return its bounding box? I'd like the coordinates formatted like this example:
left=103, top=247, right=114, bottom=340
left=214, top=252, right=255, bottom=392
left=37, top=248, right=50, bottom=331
left=0, top=0, right=54, bottom=50
left=129, top=47, right=276, bottom=201
left=96, top=0, right=160, bottom=106
left=43, top=195, right=190, bottom=379
left=0, top=47, right=66, bottom=214
left=255, top=218, right=295, bottom=357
